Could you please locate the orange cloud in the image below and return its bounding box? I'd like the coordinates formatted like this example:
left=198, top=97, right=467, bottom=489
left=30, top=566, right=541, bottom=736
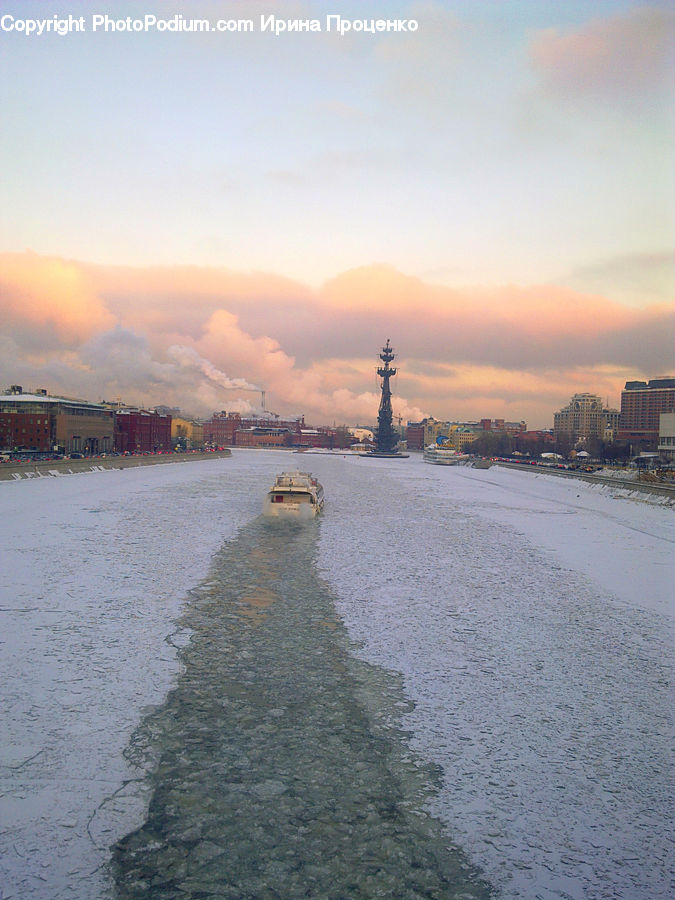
left=0, top=252, right=671, bottom=427
left=320, top=264, right=443, bottom=311
left=0, top=252, right=114, bottom=348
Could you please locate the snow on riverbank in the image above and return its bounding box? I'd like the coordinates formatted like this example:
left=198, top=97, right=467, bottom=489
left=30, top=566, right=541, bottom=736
left=1, top=452, right=673, bottom=898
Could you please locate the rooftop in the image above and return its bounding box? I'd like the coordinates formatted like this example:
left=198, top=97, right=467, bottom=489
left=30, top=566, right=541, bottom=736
left=0, top=392, right=107, bottom=409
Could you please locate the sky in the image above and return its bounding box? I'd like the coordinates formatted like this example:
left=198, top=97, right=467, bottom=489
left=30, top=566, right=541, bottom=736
left=0, top=0, right=673, bottom=428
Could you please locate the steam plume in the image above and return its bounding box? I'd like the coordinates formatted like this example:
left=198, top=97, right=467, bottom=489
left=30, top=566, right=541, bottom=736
left=168, top=345, right=260, bottom=392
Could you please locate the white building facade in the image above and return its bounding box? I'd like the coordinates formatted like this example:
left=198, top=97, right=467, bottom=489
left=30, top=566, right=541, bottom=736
left=657, top=412, right=675, bottom=462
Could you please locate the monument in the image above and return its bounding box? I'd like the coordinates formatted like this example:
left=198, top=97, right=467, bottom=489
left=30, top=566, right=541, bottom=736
left=362, top=339, right=409, bottom=458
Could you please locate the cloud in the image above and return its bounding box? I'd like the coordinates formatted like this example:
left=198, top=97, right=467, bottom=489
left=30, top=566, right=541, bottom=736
left=168, top=345, right=261, bottom=392
left=316, top=266, right=672, bottom=372
left=1, top=252, right=672, bottom=428
left=79, top=327, right=177, bottom=395
left=558, top=251, right=675, bottom=307
left=530, top=6, right=674, bottom=104
left=375, top=1, right=462, bottom=108
left=0, top=252, right=114, bottom=352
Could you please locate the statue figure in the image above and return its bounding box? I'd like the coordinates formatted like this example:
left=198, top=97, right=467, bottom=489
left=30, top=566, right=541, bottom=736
left=375, top=339, right=399, bottom=454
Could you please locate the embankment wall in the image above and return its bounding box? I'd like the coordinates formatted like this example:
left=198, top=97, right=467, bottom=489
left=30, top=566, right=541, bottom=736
left=0, top=450, right=231, bottom=482
left=494, top=461, right=675, bottom=500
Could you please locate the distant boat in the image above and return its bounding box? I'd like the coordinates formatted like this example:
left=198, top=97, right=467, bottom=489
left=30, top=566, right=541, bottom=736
left=423, top=445, right=470, bottom=466
left=263, top=471, right=325, bottom=518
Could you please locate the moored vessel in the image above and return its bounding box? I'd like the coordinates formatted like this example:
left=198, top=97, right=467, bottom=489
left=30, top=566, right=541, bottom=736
left=263, top=471, right=325, bottom=518
left=423, top=445, right=471, bottom=465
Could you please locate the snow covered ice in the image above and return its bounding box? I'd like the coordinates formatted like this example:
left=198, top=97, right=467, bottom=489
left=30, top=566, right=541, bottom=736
left=0, top=451, right=672, bottom=898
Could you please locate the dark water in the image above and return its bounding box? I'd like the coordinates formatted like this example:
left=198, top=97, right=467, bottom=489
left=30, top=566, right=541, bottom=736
left=112, top=518, right=492, bottom=898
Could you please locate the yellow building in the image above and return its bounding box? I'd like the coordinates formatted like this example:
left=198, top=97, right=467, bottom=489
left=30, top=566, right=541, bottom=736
left=171, top=417, right=204, bottom=449
left=437, top=424, right=481, bottom=451
left=454, top=427, right=482, bottom=450
left=423, top=419, right=454, bottom=447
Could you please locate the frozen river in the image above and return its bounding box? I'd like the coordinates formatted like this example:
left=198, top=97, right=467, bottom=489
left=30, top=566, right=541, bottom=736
left=0, top=450, right=673, bottom=898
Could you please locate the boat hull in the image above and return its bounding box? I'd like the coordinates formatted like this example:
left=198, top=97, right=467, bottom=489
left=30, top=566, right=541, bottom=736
left=262, top=471, right=324, bottom=519
left=262, top=495, right=323, bottom=518
left=423, top=451, right=470, bottom=465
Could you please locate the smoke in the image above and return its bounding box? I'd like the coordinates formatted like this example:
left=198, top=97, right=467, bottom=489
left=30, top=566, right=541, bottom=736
left=168, top=345, right=261, bottom=392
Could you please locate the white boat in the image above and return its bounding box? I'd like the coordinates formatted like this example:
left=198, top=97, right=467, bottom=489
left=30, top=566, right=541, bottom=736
left=423, top=445, right=471, bottom=465
left=263, top=471, right=325, bottom=518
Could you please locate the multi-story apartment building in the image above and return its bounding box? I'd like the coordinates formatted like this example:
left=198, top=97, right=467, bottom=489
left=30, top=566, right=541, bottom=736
left=618, top=377, right=675, bottom=449
left=554, top=393, right=607, bottom=446
left=0, top=386, right=115, bottom=454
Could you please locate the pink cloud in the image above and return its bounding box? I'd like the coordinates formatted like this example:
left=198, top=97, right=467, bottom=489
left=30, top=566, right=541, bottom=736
left=0, top=252, right=114, bottom=350
left=0, top=253, right=671, bottom=428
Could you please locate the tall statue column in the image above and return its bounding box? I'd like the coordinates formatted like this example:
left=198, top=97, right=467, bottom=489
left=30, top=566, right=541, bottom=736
left=375, top=339, right=399, bottom=453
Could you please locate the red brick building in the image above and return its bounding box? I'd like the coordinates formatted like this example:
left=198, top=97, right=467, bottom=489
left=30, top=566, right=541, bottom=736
left=515, top=430, right=555, bottom=451
left=405, top=422, right=425, bottom=450
left=1, top=388, right=114, bottom=454
left=234, top=427, right=291, bottom=448
left=0, top=410, right=54, bottom=451
left=202, top=412, right=241, bottom=447
left=479, top=418, right=527, bottom=435
left=618, top=378, right=675, bottom=449
left=115, top=409, right=172, bottom=453
left=202, top=412, right=306, bottom=447
left=293, top=429, right=332, bottom=449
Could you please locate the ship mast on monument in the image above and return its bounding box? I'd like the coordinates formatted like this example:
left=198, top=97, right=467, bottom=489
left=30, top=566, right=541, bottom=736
left=363, top=339, right=408, bottom=458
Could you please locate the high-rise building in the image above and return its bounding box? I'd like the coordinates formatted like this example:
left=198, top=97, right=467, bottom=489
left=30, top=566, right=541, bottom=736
left=553, top=393, right=606, bottom=445
left=618, top=377, right=675, bottom=449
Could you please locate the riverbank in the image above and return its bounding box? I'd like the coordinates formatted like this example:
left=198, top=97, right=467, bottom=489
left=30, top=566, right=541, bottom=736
left=492, top=460, right=675, bottom=500
left=0, top=450, right=231, bottom=482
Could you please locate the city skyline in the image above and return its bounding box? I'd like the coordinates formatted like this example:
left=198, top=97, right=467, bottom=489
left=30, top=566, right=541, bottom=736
left=1, top=1, right=673, bottom=428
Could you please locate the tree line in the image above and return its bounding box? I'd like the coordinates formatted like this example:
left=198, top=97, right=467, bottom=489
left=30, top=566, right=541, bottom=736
left=468, top=431, right=635, bottom=462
